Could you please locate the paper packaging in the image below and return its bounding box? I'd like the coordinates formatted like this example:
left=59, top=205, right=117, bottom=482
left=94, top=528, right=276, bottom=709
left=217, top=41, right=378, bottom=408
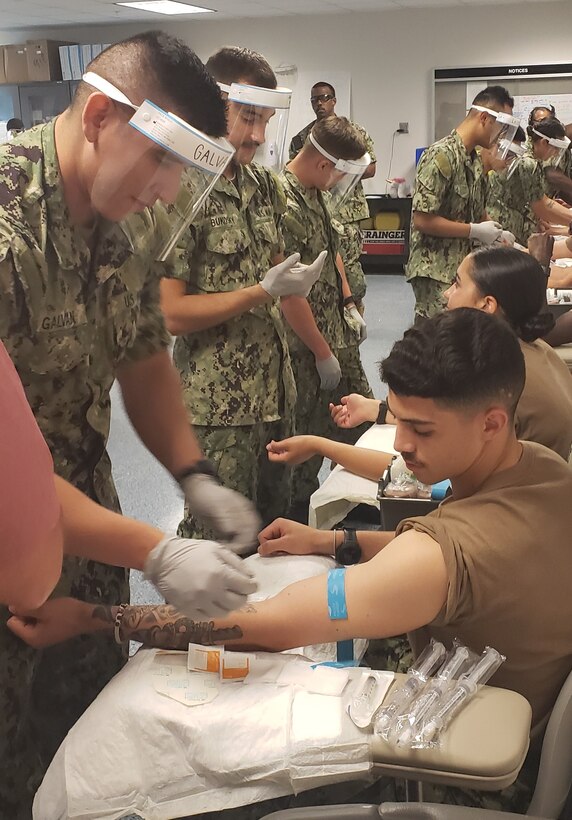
left=4, top=44, right=29, bottom=83
left=26, top=40, right=77, bottom=82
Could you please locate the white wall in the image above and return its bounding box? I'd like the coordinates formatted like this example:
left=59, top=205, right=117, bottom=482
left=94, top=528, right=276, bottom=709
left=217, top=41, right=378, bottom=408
left=3, top=1, right=572, bottom=191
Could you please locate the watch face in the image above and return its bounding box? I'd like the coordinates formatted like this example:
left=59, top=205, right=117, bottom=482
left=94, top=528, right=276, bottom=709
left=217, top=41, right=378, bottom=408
left=338, top=543, right=362, bottom=565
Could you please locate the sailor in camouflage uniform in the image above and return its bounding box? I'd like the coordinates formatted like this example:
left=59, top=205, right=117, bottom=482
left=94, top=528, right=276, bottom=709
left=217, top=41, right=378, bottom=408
left=289, top=82, right=377, bottom=309
left=0, top=33, right=249, bottom=819
left=281, top=116, right=374, bottom=511
left=162, top=48, right=324, bottom=542
left=406, top=86, right=515, bottom=319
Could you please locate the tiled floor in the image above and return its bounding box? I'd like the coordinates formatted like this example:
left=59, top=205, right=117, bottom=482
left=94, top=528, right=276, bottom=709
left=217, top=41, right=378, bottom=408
left=105, top=273, right=415, bottom=605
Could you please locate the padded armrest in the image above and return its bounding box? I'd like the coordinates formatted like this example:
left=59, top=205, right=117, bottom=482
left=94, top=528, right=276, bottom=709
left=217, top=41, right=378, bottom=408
left=379, top=802, right=545, bottom=819
left=261, top=806, right=381, bottom=820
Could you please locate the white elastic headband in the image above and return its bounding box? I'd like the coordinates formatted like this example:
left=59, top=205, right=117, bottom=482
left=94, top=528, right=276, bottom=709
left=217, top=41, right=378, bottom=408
left=531, top=128, right=571, bottom=150
left=218, top=81, right=292, bottom=110
left=82, top=72, right=234, bottom=174
left=309, top=131, right=370, bottom=174
left=471, top=105, right=519, bottom=130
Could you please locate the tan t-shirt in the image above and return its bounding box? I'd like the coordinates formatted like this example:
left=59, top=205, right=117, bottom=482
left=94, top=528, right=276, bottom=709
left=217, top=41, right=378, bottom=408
left=516, top=339, right=572, bottom=461
left=398, top=442, right=572, bottom=729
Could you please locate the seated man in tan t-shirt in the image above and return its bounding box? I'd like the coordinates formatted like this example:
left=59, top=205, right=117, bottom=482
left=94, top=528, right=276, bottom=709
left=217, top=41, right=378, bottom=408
left=10, top=309, right=572, bottom=813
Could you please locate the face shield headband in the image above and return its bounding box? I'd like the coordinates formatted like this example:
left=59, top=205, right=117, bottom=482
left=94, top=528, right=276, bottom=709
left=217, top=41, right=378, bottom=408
left=218, top=81, right=292, bottom=171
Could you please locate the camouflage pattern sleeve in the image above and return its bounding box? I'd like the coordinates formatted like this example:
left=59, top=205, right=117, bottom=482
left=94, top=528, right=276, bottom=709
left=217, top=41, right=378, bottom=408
left=522, top=156, right=546, bottom=203
left=354, top=123, right=376, bottom=163
left=412, top=146, right=452, bottom=215
left=279, top=199, right=308, bottom=259
left=268, top=169, right=287, bottom=257
left=0, top=243, right=31, bottom=357
left=157, top=194, right=199, bottom=283
left=121, top=263, right=171, bottom=363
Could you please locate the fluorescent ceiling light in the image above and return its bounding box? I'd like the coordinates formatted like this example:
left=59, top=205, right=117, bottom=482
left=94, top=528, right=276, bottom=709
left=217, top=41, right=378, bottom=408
left=116, top=1, right=215, bottom=14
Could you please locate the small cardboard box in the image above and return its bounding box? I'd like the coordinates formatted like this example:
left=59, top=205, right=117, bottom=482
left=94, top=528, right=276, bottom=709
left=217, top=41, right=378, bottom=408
left=26, top=40, right=76, bottom=82
left=4, top=44, right=29, bottom=83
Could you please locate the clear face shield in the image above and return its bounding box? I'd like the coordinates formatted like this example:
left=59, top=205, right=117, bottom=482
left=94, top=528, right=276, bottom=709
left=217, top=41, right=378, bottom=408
left=471, top=105, right=520, bottom=155
left=498, top=138, right=526, bottom=179
left=82, top=72, right=234, bottom=258
left=532, top=128, right=571, bottom=168
left=309, top=131, right=371, bottom=213
left=219, top=82, right=292, bottom=171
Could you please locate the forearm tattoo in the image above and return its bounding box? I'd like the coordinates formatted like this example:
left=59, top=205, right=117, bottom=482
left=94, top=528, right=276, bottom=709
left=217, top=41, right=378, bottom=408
left=90, top=603, right=242, bottom=649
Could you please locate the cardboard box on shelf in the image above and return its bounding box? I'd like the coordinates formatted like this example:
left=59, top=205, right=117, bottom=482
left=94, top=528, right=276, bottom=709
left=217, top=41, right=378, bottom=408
left=4, top=44, right=29, bottom=83
left=26, top=40, right=76, bottom=82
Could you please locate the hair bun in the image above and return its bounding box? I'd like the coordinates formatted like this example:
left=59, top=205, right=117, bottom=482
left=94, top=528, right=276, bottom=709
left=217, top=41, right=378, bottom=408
left=518, top=311, right=555, bottom=342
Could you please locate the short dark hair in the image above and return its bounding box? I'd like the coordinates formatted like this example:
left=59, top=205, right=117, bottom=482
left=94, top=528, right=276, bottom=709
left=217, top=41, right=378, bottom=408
left=6, top=118, right=23, bottom=131
left=74, top=31, right=226, bottom=137
left=469, top=247, right=555, bottom=343
left=472, top=85, right=514, bottom=110
left=312, top=81, right=336, bottom=98
left=527, top=115, right=566, bottom=142
left=206, top=46, right=276, bottom=89
left=380, top=309, right=525, bottom=417
left=310, top=116, right=366, bottom=161
left=528, top=105, right=555, bottom=127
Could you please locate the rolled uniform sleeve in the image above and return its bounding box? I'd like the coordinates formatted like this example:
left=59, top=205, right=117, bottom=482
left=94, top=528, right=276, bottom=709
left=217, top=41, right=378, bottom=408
left=121, top=262, right=171, bottom=364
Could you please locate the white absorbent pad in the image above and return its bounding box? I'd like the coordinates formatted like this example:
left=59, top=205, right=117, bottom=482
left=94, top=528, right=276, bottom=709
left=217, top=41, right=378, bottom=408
left=34, top=554, right=372, bottom=819
left=34, top=648, right=372, bottom=820
left=309, top=423, right=397, bottom=530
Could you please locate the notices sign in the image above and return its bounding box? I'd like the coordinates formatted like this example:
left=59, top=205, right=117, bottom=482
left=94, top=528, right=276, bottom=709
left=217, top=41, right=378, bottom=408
left=362, top=229, right=405, bottom=255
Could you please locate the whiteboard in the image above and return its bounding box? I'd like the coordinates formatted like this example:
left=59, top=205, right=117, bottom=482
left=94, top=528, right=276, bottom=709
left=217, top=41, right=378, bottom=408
left=512, top=94, right=572, bottom=128
left=465, top=85, right=572, bottom=128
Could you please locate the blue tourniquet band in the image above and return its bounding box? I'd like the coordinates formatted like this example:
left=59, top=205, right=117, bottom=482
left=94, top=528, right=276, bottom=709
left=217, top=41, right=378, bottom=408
left=328, top=568, right=348, bottom=620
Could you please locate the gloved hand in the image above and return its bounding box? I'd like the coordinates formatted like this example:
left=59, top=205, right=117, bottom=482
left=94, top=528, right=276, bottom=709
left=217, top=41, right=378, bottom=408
left=347, top=305, right=367, bottom=343
left=260, top=250, right=327, bottom=299
left=180, top=473, right=261, bottom=555
left=144, top=535, right=257, bottom=618
left=496, top=230, right=516, bottom=247
left=469, top=221, right=503, bottom=246
left=315, top=352, right=342, bottom=391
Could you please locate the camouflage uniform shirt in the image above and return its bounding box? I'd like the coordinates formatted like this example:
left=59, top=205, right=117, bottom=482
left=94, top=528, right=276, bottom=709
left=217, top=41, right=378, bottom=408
left=406, top=129, right=487, bottom=285
left=486, top=155, right=545, bottom=246
left=0, top=121, right=171, bottom=507
left=279, top=168, right=353, bottom=352
left=168, top=162, right=296, bottom=426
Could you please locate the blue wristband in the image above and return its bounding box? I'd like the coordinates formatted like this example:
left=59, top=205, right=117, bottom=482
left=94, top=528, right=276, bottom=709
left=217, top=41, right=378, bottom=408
left=327, top=568, right=348, bottom=620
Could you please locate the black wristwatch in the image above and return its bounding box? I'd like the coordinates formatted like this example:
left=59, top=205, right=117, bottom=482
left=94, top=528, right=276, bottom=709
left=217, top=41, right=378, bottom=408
left=376, top=400, right=388, bottom=425
left=175, top=459, right=219, bottom=483
left=335, top=528, right=362, bottom=566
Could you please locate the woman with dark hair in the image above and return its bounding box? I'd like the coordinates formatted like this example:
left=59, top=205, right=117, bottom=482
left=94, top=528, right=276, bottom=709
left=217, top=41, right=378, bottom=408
left=267, top=247, right=572, bottom=479
left=445, top=245, right=572, bottom=460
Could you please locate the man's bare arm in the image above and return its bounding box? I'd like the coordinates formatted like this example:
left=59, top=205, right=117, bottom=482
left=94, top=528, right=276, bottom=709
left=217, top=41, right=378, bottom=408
left=413, top=212, right=472, bottom=239
left=14, top=529, right=447, bottom=651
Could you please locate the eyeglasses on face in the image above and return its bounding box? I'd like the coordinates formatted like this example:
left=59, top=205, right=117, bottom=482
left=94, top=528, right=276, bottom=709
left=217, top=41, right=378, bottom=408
left=310, top=94, right=334, bottom=104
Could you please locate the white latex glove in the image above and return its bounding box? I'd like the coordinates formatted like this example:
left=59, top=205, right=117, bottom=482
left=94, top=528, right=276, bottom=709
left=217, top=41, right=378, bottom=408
left=181, top=473, right=261, bottom=555
left=315, top=353, right=342, bottom=391
left=347, top=305, right=367, bottom=343
left=469, top=221, right=503, bottom=246
left=144, top=535, right=257, bottom=618
left=496, top=229, right=516, bottom=247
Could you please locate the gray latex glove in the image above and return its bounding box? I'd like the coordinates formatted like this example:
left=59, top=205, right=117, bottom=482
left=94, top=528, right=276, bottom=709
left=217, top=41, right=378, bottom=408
left=315, top=353, right=342, bottom=391
left=469, top=221, right=503, bottom=246
left=347, top=305, right=367, bottom=343
left=260, top=250, right=327, bottom=298
left=144, top=535, right=257, bottom=618
left=181, top=473, right=261, bottom=555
